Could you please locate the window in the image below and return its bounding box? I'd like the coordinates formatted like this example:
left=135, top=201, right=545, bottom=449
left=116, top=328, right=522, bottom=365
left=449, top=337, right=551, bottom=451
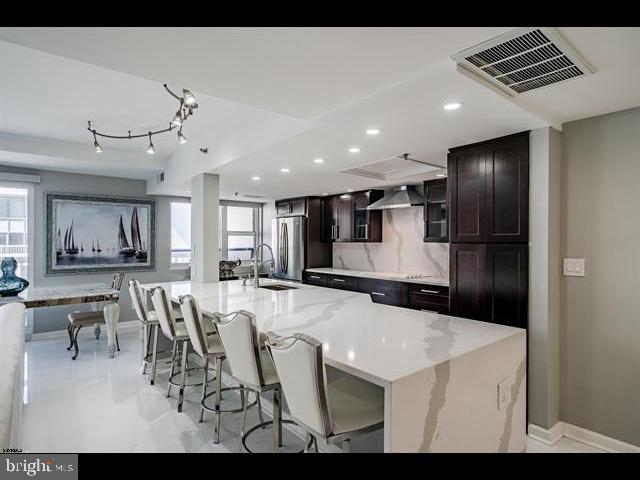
left=0, top=186, right=30, bottom=278
left=169, top=200, right=262, bottom=266
left=219, top=201, right=262, bottom=262
left=170, top=201, right=191, bottom=266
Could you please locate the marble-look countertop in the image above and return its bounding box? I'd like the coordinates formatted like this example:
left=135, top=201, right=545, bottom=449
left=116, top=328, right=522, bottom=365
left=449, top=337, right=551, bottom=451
left=0, top=284, right=119, bottom=308
left=305, top=267, right=449, bottom=287
left=141, top=279, right=522, bottom=385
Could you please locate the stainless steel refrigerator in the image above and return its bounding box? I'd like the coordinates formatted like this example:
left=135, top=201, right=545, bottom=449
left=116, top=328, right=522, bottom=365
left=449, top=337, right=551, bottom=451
left=272, top=216, right=306, bottom=281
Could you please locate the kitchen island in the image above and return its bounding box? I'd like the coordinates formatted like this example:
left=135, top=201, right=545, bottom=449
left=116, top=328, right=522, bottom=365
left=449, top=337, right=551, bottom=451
left=140, top=279, right=526, bottom=452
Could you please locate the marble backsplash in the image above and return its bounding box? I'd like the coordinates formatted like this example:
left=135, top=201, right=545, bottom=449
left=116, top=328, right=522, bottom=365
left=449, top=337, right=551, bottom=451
left=333, top=206, right=449, bottom=282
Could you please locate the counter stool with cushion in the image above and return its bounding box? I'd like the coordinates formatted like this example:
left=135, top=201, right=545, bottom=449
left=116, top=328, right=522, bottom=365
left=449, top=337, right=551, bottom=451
left=128, top=279, right=173, bottom=385
left=266, top=332, right=384, bottom=453
left=213, top=310, right=310, bottom=452
left=151, top=286, right=206, bottom=413
left=66, top=271, right=125, bottom=360
left=179, top=295, right=257, bottom=439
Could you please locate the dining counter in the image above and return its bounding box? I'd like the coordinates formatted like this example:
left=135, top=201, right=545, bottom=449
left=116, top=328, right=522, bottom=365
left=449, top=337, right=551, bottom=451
left=140, top=278, right=526, bottom=452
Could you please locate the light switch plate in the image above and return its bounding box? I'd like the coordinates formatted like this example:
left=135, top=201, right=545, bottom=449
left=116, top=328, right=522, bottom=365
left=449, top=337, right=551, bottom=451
left=563, top=258, right=585, bottom=277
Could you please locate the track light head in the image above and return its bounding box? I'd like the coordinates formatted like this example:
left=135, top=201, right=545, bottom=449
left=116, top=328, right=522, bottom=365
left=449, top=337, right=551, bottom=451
left=183, top=89, right=196, bottom=106
left=146, top=133, right=155, bottom=154
left=94, top=140, right=103, bottom=153
left=171, top=110, right=183, bottom=126
left=178, top=129, right=187, bottom=144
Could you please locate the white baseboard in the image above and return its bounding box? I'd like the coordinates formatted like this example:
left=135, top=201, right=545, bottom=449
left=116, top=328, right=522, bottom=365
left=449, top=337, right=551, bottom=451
left=30, top=320, right=139, bottom=342
left=528, top=422, right=563, bottom=446
left=528, top=421, right=640, bottom=453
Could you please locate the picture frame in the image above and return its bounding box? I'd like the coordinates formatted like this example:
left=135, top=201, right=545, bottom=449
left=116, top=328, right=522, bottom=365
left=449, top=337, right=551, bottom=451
left=45, top=193, right=156, bottom=275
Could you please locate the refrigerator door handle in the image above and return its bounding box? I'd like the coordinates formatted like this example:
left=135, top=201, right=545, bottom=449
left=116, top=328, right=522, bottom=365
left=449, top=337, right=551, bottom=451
left=284, top=222, right=289, bottom=273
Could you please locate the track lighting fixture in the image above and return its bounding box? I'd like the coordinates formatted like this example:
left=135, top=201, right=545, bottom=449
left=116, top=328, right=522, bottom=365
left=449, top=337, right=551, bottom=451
left=87, top=84, right=198, bottom=154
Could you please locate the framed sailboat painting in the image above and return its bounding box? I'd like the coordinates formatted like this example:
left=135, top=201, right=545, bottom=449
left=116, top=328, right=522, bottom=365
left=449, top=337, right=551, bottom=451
left=45, top=193, right=155, bottom=274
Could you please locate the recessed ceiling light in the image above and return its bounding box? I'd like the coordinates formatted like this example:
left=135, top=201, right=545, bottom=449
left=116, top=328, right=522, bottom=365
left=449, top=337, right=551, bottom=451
left=321, top=192, right=329, bottom=196
left=436, top=173, right=447, bottom=178
left=313, top=158, right=325, bottom=164
left=366, top=128, right=380, bottom=135
left=252, top=176, right=261, bottom=181
left=280, top=168, right=290, bottom=173
left=348, top=147, right=360, bottom=153
left=443, top=102, right=462, bottom=111
left=347, top=189, right=354, bottom=192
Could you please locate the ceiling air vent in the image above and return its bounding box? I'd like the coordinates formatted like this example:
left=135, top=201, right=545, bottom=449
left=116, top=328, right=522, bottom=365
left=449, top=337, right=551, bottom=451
left=452, top=27, right=594, bottom=96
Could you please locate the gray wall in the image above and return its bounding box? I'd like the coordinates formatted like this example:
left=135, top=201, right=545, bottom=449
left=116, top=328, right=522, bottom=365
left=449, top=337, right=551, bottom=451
left=0, top=166, right=188, bottom=333
left=560, top=107, right=640, bottom=446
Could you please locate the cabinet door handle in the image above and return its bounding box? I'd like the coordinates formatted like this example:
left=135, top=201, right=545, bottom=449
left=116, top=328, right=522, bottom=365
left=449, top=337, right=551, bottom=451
left=371, top=292, right=386, bottom=296
left=309, top=275, right=321, bottom=279
left=332, top=278, right=345, bottom=282
left=364, top=224, right=368, bottom=239
left=420, top=289, right=440, bottom=294
left=336, top=225, right=339, bottom=238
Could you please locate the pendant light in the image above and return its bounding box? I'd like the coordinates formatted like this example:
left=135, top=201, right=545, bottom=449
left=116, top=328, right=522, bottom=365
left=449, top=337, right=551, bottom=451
left=146, top=132, right=155, bottom=154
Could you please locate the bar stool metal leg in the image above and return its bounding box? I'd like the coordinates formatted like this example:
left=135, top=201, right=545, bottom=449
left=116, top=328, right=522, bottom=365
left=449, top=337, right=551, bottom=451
left=256, top=392, right=265, bottom=426
left=150, top=325, right=159, bottom=385
left=167, top=340, right=177, bottom=397
left=199, top=357, right=209, bottom=422
left=273, top=388, right=282, bottom=452
left=342, top=439, right=351, bottom=453
left=177, top=340, right=189, bottom=412
left=239, top=388, right=249, bottom=452
left=213, top=356, right=223, bottom=443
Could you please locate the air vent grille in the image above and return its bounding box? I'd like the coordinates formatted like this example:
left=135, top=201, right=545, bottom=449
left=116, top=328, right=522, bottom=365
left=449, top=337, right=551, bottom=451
left=452, top=27, right=593, bottom=96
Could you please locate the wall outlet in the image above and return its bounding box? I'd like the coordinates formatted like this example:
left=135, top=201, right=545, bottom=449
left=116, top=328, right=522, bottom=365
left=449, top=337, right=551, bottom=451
left=563, top=258, right=585, bottom=277
left=497, top=378, right=511, bottom=410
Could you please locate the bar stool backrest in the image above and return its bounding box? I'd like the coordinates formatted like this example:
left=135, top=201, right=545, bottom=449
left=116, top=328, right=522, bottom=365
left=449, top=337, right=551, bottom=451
left=128, top=279, right=148, bottom=324
left=214, top=310, right=264, bottom=390
left=151, top=287, right=176, bottom=339
left=179, top=295, right=208, bottom=358
left=111, top=271, right=125, bottom=290
left=267, top=333, right=332, bottom=438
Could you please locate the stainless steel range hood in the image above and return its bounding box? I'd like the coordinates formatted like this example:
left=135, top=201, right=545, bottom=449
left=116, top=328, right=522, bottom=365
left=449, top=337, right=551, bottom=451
left=366, top=185, right=423, bottom=210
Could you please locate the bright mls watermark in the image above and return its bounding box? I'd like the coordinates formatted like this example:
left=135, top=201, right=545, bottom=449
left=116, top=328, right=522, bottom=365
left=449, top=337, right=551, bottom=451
left=1, top=455, right=77, bottom=480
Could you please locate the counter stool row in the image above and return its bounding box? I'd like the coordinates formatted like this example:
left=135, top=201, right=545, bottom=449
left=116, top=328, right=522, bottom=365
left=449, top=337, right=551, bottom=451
left=128, top=280, right=384, bottom=452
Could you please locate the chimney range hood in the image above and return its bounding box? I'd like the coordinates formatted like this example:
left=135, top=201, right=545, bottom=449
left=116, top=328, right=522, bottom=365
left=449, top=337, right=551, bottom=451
left=366, top=185, right=423, bottom=210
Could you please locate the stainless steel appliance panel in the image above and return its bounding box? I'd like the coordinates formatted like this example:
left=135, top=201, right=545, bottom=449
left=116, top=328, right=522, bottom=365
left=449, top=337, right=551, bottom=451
left=272, top=216, right=305, bottom=281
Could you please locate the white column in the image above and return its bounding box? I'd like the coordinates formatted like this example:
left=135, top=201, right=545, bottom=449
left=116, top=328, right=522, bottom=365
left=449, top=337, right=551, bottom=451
left=190, top=173, right=220, bottom=283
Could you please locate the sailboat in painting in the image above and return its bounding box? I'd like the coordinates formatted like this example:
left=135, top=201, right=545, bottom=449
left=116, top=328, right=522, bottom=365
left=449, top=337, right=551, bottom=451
left=64, top=221, right=79, bottom=255
left=131, top=207, right=147, bottom=261
left=56, top=228, right=63, bottom=257
left=118, top=214, right=135, bottom=257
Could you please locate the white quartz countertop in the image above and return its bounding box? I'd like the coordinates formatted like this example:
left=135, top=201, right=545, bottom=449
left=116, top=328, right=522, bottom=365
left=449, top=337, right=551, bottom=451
left=305, top=267, right=449, bottom=286
left=141, top=279, right=522, bottom=385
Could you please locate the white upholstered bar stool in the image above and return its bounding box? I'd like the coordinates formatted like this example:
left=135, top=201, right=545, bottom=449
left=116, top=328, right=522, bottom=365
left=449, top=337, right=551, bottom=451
left=179, top=294, right=255, bottom=432
left=266, top=332, right=384, bottom=453
left=128, top=279, right=164, bottom=384
left=214, top=310, right=307, bottom=452
left=151, top=286, right=206, bottom=413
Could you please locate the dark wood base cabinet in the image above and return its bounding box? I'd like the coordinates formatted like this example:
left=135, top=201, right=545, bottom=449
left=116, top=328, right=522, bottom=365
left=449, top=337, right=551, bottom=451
left=303, top=271, right=448, bottom=312
left=449, top=244, right=527, bottom=329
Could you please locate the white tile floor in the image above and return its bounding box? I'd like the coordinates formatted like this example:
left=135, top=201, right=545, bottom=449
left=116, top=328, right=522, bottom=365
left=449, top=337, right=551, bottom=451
left=22, top=327, right=606, bottom=453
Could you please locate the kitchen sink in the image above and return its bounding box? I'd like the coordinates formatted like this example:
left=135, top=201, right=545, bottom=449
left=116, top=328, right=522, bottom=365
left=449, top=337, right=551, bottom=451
left=259, top=284, right=299, bottom=291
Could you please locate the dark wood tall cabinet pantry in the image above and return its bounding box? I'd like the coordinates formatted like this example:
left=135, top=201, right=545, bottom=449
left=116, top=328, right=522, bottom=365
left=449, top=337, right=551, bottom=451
left=448, top=132, right=529, bottom=329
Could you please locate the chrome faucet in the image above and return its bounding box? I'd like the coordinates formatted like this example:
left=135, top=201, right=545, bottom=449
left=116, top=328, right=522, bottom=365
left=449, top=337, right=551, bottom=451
left=252, top=243, right=275, bottom=288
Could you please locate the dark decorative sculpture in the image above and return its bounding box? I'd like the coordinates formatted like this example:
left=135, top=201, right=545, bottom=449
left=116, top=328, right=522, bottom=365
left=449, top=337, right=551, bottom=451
left=0, top=257, right=29, bottom=296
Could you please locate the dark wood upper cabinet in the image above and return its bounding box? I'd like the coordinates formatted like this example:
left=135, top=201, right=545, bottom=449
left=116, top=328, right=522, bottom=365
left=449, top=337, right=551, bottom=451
left=321, top=189, right=383, bottom=242
left=352, top=190, right=383, bottom=242
left=423, top=178, right=448, bottom=243
left=335, top=194, right=353, bottom=241
left=321, top=195, right=337, bottom=241
left=485, top=135, right=529, bottom=243
left=275, top=197, right=306, bottom=217
left=449, top=132, right=529, bottom=244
